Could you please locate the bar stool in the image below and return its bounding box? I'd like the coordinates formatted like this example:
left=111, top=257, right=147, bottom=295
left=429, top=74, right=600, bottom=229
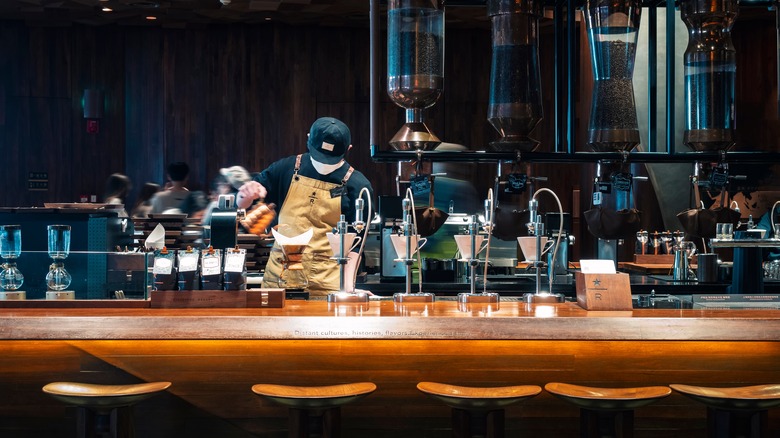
left=544, top=382, right=671, bottom=438
left=42, top=381, right=171, bottom=438
left=670, top=383, right=780, bottom=438
left=416, top=381, right=542, bottom=438
left=251, top=382, right=376, bottom=438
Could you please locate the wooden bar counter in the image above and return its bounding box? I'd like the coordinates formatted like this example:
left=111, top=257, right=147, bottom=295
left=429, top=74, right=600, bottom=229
left=1, top=300, right=779, bottom=437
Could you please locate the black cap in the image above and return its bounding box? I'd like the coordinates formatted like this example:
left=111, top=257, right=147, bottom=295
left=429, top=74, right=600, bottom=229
left=307, top=117, right=351, bottom=165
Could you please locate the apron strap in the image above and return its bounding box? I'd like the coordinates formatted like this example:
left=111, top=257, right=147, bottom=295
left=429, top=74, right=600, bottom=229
left=293, top=154, right=303, bottom=177
left=341, top=166, right=355, bottom=185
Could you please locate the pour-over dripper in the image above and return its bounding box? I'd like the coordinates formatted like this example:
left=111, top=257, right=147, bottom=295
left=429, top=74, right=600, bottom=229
left=387, top=0, right=444, bottom=151
left=326, top=232, right=362, bottom=257
left=390, top=234, right=427, bottom=261
left=454, top=234, right=487, bottom=261
left=518, top=236, right=551, bottom=262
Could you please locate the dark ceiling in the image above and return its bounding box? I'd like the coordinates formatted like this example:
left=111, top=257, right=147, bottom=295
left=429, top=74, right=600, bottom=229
left=0, top=0, right=491, bottom=28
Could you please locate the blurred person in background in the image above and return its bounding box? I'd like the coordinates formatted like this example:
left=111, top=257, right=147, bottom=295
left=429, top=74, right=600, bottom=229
left=131, top=182, right=161, bottom=219
left=150, top=161, right=190, bottom=214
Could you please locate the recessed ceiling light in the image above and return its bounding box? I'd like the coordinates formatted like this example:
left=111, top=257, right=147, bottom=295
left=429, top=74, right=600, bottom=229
left=130, top=1, right=160, bottom=7
left=102, top=7, right=113, bottom=11
left=146, top=16, right=157, bottom=20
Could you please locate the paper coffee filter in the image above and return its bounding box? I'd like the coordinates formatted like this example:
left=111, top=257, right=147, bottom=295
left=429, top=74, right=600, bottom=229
left=272, top=228, right=314, bottom=246
left=145, top=223, right=166, bottom=249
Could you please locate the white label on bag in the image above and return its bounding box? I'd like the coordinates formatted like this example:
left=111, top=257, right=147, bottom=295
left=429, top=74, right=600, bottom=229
left=179, top=256, right=198, bottom=272
left=153, top=258, right=172, bottom=275
left=225, top=253, right=246, bottom=272
left=593, top=192, right=603, bottom=206
left=202, top=257, right=221, bottom=275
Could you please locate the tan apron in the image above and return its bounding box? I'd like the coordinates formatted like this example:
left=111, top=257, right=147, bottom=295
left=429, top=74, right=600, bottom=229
left=262, top=155, right=354, bottom=296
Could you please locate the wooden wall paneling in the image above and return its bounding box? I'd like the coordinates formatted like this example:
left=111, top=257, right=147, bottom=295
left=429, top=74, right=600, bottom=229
left=27, top=27, right=71, bottom=99
left=314, top=27, right=364, bottom=104
left=163, top=29, right=210, bottom=193
left=0, top=22, right=33, bottom=205
left=733, top=11, right=780, bottom=153
left=0, top=21, right=30, bottom=98
left=202, top=26, right=251, bottom=184
left=28, top=97, right=72, bottom=204
left=442, top=29, right=492, bottom=150
left=125, top=28, right=166, bottom=209
left=1, top=96, right=28, bottom=207
left=0, top=77, right=5, bottom=128
left=242, top=24, right=277, bottom=175
left=278, top=25, right=316, bottom=161
left=71, top=26, right=127, bottom=202
left=249, top=24, right=317, bottom=171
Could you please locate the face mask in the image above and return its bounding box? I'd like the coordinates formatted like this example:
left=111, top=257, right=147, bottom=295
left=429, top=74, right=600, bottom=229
left=310, top=156, right=344, bottom=175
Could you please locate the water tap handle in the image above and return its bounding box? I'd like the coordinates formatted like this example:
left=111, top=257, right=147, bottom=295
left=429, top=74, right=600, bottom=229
left=483, top=197, right=493, bottom=232
left=354, top=198, right=365, bottom=232
left=527, top=198, right=540, bottom=235
left=402, top=198, right=413, bottom=237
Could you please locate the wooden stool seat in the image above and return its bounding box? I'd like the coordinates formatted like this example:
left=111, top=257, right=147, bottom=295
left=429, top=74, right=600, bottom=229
left=251, top=382, right=376, bottom=437
left=545, top=382, right=671, bottom=411
left=251, top=382, right=376, bottom=409
left=42, top=381, right=171, bottom=438
left=669, top=384, right=780, bottom=412
left=42, top=381, right=172, bottom=411
left=417, top=382, right=542, bottom=437
left=670, top=384, right=780, bottom=437
left=545, top=383, right=671, bottom=438
left=417, top=382, right=542, bottom=411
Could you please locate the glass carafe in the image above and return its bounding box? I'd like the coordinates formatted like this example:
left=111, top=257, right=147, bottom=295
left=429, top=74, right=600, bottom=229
left=0, top=225, right=24, bottom=291
left=387, top=0, right=444, bottom=151
left=487, top=0, right=543, bottom=152
left=46, top=225, right=72, bottom=291
left=584, top=0, right=642, bottom=152
left=277, top=245, right=309, bottom=291
left=682, top=0, right=738, bottom=152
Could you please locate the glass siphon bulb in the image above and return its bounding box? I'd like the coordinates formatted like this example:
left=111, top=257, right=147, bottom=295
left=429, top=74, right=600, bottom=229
left=46, top=263, right=72, bottom=291
left=0, top=263, right=24, bottom=291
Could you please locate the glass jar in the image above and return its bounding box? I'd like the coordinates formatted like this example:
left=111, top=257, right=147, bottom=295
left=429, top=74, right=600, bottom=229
left=681, top=0, right=738, bottom=152
left=486, top=0, right=543, bottom=152
left=584, top=0, right=642, bottom=152
left=387, top=0, right=445, bottom=150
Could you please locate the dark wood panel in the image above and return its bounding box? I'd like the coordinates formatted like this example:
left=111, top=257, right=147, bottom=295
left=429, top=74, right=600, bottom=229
left=125, top=28, right=166, bottom=206
left=71, top=26, right=127, bottom=201
left=29, top=97, right=72, bottom=204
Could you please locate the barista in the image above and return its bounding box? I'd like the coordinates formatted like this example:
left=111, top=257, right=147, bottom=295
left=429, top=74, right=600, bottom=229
left=237, top=117, right=373, bottom=295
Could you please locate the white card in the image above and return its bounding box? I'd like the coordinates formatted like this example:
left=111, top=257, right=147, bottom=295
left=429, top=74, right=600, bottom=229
left=580, top=259, right=616, bottom=274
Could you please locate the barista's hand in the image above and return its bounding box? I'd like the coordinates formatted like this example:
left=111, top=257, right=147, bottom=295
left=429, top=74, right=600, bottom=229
left=236, top=181, right=267, bottom=209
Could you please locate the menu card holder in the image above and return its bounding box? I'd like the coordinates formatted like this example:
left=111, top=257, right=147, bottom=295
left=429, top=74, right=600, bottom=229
left=575, top=272, right=632, bottom=311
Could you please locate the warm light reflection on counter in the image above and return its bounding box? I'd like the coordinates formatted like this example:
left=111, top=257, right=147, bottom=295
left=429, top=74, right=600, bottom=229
left=327, top=301, right=371, bottom=316
left=458, top=301, right=500, bottom=316
left=531, top=304, right=558, bottom=318
left=392, top=302, right=431, bottom=316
